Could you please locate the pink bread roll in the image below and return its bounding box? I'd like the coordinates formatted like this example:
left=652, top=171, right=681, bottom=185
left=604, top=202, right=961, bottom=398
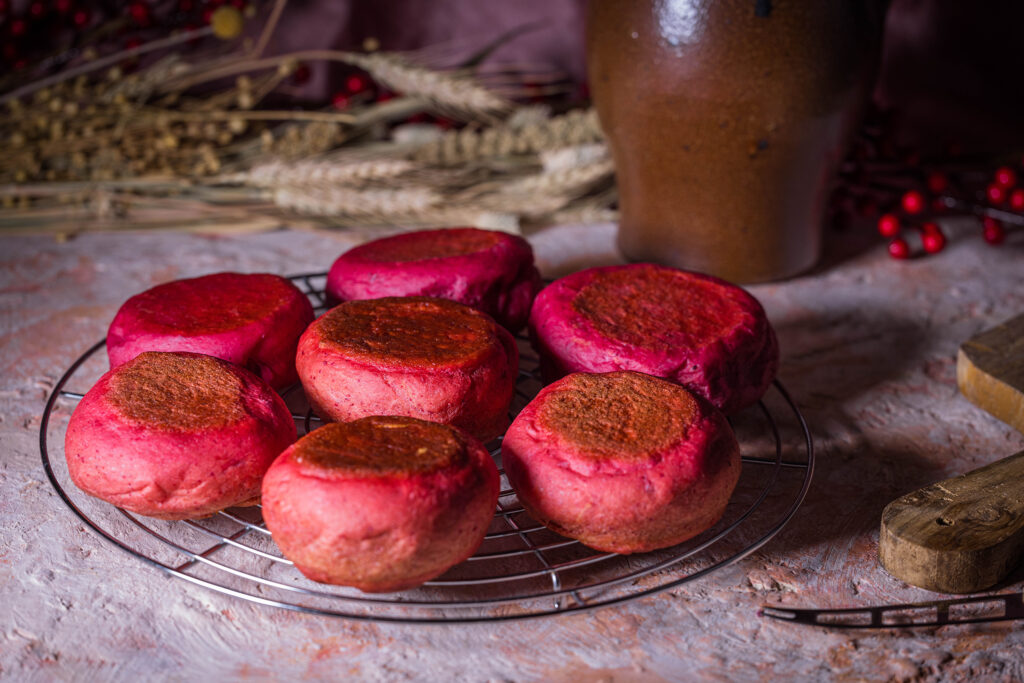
left=65, top=352, right=297, bottom=520
left=502, top=371, right=741, bottom=554
left=296, top=296, right=518, bottom=441
left=107, top=272, right=314, bottom=390
left=529, top=263, right=778, bottom=414
left=325, top=227, right=541, bottom=332
left=261, top=415, right=499, bottom=592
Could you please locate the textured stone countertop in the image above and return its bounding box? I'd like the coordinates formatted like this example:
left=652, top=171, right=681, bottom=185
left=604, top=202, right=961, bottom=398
left=2, top=222, right=1023, bottom=681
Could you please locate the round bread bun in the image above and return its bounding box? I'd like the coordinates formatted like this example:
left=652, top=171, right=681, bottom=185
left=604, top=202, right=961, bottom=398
left=502, top=371, right=741, bottom=554
left=107, top=272, right=314, bottom=390
left=296, top=297, right=518, bottom=441
left=65, top=351, right=297, bottom=520
left=261, top=415, right=499, bottom=592
left=326, top=227, right=541, bottom=332
left=528, top=263, right=778, bottom=414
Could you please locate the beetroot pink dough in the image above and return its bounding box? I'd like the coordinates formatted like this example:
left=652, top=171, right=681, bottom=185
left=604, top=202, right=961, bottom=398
left=528, top=263, right=779, bottom=414
left=261, top=416, right=499, bottom=592
left=325, top=227, right=541, bottom=332
left=65, top=352, right=297, bottom=520
left=297, top=297, right=518, bottom=441
left=502, top=371, right=741, bottom=554
left=107, top=272, right=314, bottom=390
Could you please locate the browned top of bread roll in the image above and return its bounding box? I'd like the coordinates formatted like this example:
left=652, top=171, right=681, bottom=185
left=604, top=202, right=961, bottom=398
left=125, top=273, right=302, bottom=335
left=316, top=297, right=499, bottom=367
left=107, top=352, right=247, bottom=430
left=293, top=416, right=469, bottom=477
left=537, top=371, right=697, bottom=461
left=355, top=228, right=503, bottom=262
left=570, top=267, right=747, bottom=349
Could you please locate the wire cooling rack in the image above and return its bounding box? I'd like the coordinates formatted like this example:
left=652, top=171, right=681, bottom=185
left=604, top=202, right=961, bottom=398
left=40, top=272, right=814, bottom=623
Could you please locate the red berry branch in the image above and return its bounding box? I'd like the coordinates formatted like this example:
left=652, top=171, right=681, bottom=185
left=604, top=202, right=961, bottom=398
left=831, top=107, right=1022, bottom=260
left=0, top=0, right=250, bottom=83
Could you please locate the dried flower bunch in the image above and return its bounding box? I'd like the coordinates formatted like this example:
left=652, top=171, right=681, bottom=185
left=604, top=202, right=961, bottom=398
left=0, top=1, right=616, bottom=236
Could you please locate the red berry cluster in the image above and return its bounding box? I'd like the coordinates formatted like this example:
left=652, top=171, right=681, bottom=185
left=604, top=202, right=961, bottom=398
left=0, top=0, right=247, bottom=74
left=832, top=107, right=1019, bottom=261
left=330, top=72, right=373, bottom=111
left=874, top=189, right=947, bottom=260
left=325, top=70, right=456, bottom=129
left=875, top=164, right=1017, bottom=259
left=1, top=0, right=92, bottom=70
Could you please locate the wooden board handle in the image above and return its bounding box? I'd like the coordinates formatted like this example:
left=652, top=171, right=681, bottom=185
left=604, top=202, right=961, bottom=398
left=958, top=313, right=1024, bottom=433
left=879, top=450, right=1024, bottom=593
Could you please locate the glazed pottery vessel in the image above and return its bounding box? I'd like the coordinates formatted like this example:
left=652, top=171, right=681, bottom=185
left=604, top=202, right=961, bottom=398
left=587, top=0, right=880, bottom=282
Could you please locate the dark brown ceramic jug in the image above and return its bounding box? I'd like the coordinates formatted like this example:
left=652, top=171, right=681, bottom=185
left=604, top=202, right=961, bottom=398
left=587, top=0, right=879, bottom=283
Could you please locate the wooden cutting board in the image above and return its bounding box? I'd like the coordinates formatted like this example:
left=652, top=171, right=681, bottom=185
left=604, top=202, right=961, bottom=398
left=879, top=313, right=1024, bottom=593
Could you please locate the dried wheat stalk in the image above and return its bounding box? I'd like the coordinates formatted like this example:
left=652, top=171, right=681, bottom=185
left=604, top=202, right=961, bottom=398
left=337, top=52, right=513, bottom=120
left=164, top=49, right=514, bottom=122
left=457, top=147, right=613, bottom=199
left=300, top=208, right=523, bottom=233
left=502, top=158, right=613, bottom=196
left=534, top=189, right=620, bottom=227
left=271, top=184, right=443, bottom=217
left=233, top=158, right=417, bottom=187
left=412, top=108, right=604, bottom=165
left=539, top=143, right=609, bottom=173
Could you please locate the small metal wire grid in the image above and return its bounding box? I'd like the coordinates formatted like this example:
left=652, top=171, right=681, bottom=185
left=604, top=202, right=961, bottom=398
left=40, top=272, right=814, bottom=624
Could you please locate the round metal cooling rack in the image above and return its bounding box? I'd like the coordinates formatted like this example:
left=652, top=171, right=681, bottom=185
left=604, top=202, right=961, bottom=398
left=40, top=272, right=814, bottom=624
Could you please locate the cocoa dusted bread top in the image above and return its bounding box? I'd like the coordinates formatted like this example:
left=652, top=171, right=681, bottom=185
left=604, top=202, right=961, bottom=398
left=570, top=266, right=748, bottom=351
left=314, top=297, right=501, bottom=367
left=293, top=416, right=469, bottom=477
left=529, top=263, right=779, bottom=414
left=326, top=228, right=540, bottom=333
left=538, top=372, right=697, bottom=461
left=120, top=272, right=301, bottom=335
left=106, top=351, right=247, bottom=430
left=349, top=228, right=504, bottom=263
